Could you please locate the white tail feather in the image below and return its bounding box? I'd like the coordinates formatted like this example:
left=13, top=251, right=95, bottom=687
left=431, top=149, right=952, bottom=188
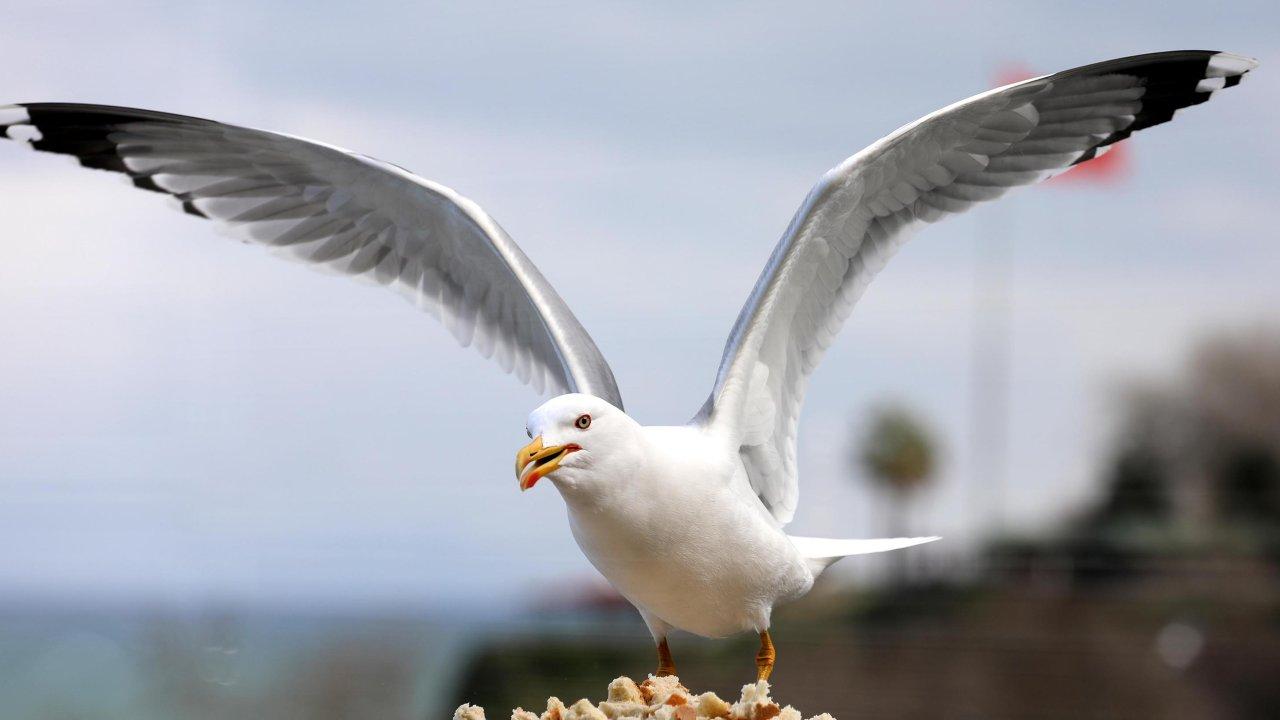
left=789, top=535, right=941, bottom=575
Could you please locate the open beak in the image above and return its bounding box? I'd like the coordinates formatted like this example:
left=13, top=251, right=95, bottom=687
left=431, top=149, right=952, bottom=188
left=515, top=435, right=580, bottom=491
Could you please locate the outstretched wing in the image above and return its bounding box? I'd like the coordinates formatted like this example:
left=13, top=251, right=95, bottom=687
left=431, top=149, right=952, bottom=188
left=703, top=50, right=1256, bottom=524
left=0, top=103, right=623, bottom=409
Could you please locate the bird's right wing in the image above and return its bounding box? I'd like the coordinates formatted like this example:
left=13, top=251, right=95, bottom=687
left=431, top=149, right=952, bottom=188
left=0, top=103, right=623, bottom=409
left=702, top=51, right=1257, bottom=524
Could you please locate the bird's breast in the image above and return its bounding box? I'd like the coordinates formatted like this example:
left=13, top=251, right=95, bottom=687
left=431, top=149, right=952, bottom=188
left=563, top=448, right=810, bottom=638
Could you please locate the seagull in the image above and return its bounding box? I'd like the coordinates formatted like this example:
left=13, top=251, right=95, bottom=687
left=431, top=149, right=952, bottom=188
left=1, top=50, right=1257, bottom=681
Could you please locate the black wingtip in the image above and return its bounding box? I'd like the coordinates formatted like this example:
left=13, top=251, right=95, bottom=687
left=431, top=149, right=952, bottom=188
left=132, top=175, right=167, bottom=194
left=180, top=200, right=208, bottom=219
left=1, top=102, right=222, bottom=217
left=1075, top=51, right=1256, bottom=159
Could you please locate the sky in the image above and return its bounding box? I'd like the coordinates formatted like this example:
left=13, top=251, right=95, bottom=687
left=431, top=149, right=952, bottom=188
left=1, top=1, right=1278, bottom=610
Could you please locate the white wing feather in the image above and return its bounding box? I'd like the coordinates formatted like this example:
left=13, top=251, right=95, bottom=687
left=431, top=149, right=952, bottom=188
left=702, top=51, right=1257, bottom=524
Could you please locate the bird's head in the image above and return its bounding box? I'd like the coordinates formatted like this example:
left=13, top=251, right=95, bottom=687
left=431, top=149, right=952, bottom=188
left=516, top=393, right=638, bottom=495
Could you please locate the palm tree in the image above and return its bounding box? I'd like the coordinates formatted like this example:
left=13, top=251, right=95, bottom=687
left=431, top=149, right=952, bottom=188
left=856, top=404, right=938, bottom=582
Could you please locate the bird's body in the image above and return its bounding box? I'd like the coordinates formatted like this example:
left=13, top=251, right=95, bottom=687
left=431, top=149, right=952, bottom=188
left=556, top=420, right=812, bottom=639
left=521, top=397, right=936, bottom=651
left=1, top=49, right=1258, bottom=680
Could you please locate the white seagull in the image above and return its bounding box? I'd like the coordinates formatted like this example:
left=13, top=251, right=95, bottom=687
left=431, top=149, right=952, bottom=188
left=1, top=50, right=1257, bottom=680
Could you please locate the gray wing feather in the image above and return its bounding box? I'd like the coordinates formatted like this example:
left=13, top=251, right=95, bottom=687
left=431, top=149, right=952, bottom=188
left=0, top=103, right=622, bottom=409
left=704, top=51, right=1256, bottom=524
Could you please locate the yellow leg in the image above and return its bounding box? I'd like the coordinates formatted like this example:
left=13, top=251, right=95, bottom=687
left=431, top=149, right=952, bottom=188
left=755, top=630, right=775, bottom=681
left=656, top=637, right=677, bottom=677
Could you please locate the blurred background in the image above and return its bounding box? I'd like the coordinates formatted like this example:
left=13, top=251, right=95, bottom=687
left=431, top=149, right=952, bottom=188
left=2, top=1, right=1278, bottom=718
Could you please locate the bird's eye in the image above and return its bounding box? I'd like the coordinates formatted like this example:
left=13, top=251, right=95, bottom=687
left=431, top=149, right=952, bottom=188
left=526, top=427, right=532, bottom=439
left=574, top=414, right=592, bottom=430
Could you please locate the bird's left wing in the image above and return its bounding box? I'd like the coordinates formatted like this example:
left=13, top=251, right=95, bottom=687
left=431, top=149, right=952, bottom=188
left=0, top=103, right=623, bottom=408
left=701, top=50, right=1256, bottom=525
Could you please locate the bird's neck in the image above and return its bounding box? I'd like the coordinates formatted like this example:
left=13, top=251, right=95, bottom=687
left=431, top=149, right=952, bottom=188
left=552, top=435, right=654, bottom=515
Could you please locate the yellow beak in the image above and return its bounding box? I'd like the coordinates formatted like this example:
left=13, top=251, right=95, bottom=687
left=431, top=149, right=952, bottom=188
left=515, top=435, right=579, bottom=491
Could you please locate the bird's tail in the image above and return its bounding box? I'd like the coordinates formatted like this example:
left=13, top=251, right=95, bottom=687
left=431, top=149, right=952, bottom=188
left=788, top=535, right=941, bottom=576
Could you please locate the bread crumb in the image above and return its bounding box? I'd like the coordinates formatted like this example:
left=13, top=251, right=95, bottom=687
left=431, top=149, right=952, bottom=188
left=463, top=675, right=834, bottom=720
left=734, top=680, right=771, bottom=707
left=640, top=675, right=690, bottom=707
left=608, top=677, right=645, bottom=704
left=600, top=701, right=648, bottom=719
left=730, top=680, right=783, bottom=720
left=650, top=705, right=692, bottom=720
left=566, top=699, right=608, bottom=720
left=543, top=697, right=567, bottom=720
left=695, top=692, right=732, bottom=719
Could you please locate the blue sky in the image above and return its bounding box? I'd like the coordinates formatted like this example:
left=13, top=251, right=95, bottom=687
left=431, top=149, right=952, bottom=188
left=2, top=1, right=1277, bottom=608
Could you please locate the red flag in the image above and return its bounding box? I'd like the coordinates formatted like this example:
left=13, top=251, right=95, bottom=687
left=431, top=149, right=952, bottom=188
left=994, top=63, right=1129, bottom=185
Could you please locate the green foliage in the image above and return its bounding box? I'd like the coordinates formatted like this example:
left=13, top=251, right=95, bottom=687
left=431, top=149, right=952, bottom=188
left=1088, top=327, right=1280, bottom=538
left=857, top=405, right=937, bottom=494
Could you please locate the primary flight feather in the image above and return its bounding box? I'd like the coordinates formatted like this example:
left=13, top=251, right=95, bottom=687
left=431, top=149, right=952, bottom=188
left=1, top=50, right=1256, bottom=680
